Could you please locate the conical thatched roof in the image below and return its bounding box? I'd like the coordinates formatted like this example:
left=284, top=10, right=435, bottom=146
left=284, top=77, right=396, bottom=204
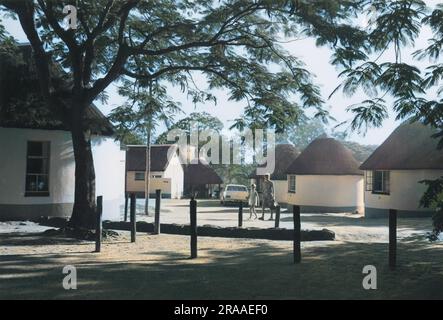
left=360, top=122, right=443, bottom=170
left=286, top=137, right=363, bottom=175
left=252, top=144, right=300, bottom=180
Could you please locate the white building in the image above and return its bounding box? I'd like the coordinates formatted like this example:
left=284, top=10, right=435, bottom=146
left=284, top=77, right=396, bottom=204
left=0, top=43, right=126, bottom=221
left=360, top=122, right=443, bottom=218
left=0, top=125, right=126, bottom=221
left=286, top=137, right=364, bottom=213
left=125, top=145, right=184, bottom=199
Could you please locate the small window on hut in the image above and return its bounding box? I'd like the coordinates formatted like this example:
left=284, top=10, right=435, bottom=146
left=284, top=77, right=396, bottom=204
left=288, top=175, right=296, bottom=193
left=372, top=170, right=390, bottom=195
left=25, top=141, right=50, bottom=197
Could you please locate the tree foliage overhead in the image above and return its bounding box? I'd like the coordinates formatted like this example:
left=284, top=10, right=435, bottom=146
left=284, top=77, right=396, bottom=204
left=0, top=40, right=66, bottom=129
left=276, top=116, right=326, bottom=148
left=338, top=139, right=378, bottom=163
left=0, top=0, right=368, bottom=226
left=0, top=0, right=369, bottom=131
left=110, top=78, right=182, bottom=145
left=331, top=1, right=443, bottom=143
left=277, top=116, right=377, bottom=162
left=1, top=0, right=443, bottom=230
left=156, top=111, right=223, bottom=144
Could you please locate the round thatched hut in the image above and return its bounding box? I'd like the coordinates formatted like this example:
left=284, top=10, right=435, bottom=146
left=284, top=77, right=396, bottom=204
left=286, top=137, right=364, bottom=213
left=360, top=122, right=443, bottom=218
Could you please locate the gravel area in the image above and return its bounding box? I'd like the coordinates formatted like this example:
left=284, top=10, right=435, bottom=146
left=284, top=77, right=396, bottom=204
left=130, top=199, right=435, bottom=243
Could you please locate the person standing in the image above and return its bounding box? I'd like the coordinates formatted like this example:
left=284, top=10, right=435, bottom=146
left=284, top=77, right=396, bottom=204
left=248, top=183, right=259, bottom=219
left=260, top=173, right=276, bottom=220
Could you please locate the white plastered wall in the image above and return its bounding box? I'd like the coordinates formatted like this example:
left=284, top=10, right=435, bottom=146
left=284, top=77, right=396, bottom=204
left=0, top=127, right=75, bottom=206
left=163, top=152, right=184, bottom=199
left=273, top=180, right=288, bottom=204
left=364, top=169, right=443, bottom=212
left=0, top=127, right=126, bottom=220
left=287, top=174, right=364, bottom=212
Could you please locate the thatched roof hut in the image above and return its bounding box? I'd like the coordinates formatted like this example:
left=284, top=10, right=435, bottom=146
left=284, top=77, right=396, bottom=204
left=286, top=138, right=363, bottom=176
left=285, top=137, right=364, bottom=213
left=251, top=144, right=300, bottom=180
left=360, top=122, right=443, bottom=218
left=360, top=122, right=443, bottom=170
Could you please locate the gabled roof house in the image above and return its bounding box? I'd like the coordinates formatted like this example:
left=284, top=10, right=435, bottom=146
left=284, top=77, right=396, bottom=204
left=125, top=145, right=184, bottom=199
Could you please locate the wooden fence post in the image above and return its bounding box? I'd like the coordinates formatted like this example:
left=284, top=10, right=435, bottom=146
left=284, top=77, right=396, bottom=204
left=130, top=193, right=136, bottom=243
left=293, top=205, right=301, bottom=264
left=124, top=193, right=129, bottom=222
left=95, top=196, right=103, bottom=253
left=275, top=205, right=281, bottom=228
left=154, top=189, right=161, bottom=234
left=238, top=201, right=243, bottom=228
left=190, top=197, right=198, bottom=259
left=389, top=209, right=397, bottom=270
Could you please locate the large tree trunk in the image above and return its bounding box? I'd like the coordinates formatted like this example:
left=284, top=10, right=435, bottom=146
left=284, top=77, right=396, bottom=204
left=69, top=114, right=97, bottom=229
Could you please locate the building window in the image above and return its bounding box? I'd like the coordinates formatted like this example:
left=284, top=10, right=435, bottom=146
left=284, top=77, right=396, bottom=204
left=372, top=170, right=390, bottom=195
left=135, top=172, right=145, bottom=181
left=365, top=171, right=373, bottom=191
left=25, top=141, right=50, bottom=197
left=152, top=175, right=162, bottom=178
left=288, top=175, right=296, bottom=193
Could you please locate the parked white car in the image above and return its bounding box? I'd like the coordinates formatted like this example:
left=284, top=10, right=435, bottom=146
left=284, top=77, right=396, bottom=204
left=220, top=184, right=249, bottom=205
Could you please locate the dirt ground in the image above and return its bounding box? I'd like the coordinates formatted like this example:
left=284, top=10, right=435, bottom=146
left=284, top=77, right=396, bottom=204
left=1, top=200, right=442, bottom=300
left=135, top=199, right=436, bottom=243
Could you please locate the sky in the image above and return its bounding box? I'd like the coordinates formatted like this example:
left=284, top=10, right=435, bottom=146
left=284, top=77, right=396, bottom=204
left=1, top=1, right=441, bottom=146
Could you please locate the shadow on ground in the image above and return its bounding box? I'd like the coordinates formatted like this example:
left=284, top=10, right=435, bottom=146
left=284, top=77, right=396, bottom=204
left=0, top=233, right=88, bottom=246
left=0, top=232, right=442, bottom=300
left=280, top=213, right=433, bottom=230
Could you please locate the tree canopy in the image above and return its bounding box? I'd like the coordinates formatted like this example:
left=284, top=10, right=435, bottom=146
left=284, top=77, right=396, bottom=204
left=110, top=78, right=182, bottom=145
left=2, top=0, right=355, bottom=226
left=331, top=1, right=443, bottom=146
left=156, top=111, right=223, bottom=144
left=1, top=0, right=443, bottom=229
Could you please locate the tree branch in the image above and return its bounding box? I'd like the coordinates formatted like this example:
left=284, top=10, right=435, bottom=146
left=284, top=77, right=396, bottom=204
left=130, top=36, right=250, bottom=56
left=89, top=0, right=115, bottom=37
left=123, top=64, right=250, bottom=100
left=84, top=0, right=139, bottom=101
left=37, top=0, right=84, bottom=93
left=1, top=0, right=52, bottom=101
